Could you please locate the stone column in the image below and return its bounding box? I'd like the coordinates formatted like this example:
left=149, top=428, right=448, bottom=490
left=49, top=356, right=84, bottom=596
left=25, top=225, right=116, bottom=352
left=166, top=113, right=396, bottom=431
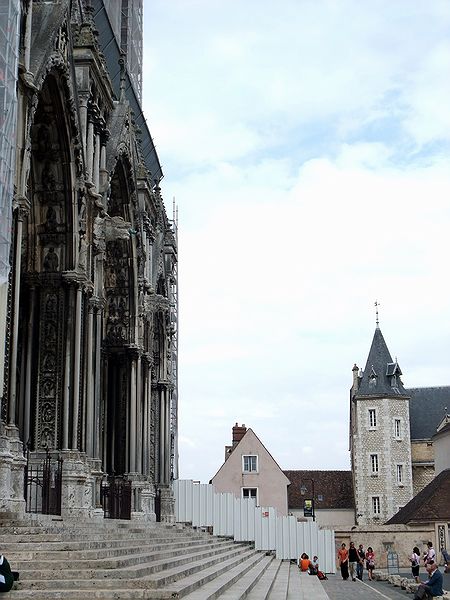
left=23, top=284, right=36, bottom=445
left=99, top=130, right=109, bottom=193
left=72, top=284, right=83, bottom=449
left=159, top=388, right=165, bottom=484
left=8, top=199, right=29, bottom=425
left=93, top=302, right=103, bottom=459
left=129, top=354, right=137, bottom=473
left=136, top=354, right=142, bottom=473
left=142, top=358, right=149, bottom=475
left=79, top=95, right=88, bottom=155
left=85, top=300, right=95, bottom=456
left=93, top=125, right=101, bottom=192
left=86, top=115, right=95, bottom=184
left=62, top=291, right=72, bottom=450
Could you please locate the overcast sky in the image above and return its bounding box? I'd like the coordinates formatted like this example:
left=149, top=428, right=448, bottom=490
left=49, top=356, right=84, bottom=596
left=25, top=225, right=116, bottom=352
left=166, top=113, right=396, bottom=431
left=142, top=1, right=450, bottom=484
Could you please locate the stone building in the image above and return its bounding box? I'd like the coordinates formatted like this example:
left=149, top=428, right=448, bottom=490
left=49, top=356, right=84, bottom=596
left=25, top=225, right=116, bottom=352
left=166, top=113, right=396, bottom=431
left=350, top=325, right=449, bottom=525
left=0, top=0, right=177, bottom=522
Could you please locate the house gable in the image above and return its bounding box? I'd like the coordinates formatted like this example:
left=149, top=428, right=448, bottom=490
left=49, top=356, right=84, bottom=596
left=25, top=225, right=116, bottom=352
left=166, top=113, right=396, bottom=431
left=211, top=427, right=290, bottom=515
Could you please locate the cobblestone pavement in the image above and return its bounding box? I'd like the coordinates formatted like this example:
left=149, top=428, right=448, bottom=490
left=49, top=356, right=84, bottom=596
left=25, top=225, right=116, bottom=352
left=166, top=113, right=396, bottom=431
left=320, top=575, right=411, bottom=600
left=320, top=570, right=450, bottom=600
left=321, top=574, right=419, bottom=600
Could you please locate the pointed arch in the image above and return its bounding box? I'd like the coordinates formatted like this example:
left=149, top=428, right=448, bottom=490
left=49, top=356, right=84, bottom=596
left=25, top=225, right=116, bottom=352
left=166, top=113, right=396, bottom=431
left=15, top=69, right=78, bottom=451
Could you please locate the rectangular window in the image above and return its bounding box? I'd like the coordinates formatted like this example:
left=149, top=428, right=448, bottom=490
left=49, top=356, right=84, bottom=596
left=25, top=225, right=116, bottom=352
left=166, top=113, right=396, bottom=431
left=372, top=496, right=381, bottom=515
left=394, top=419, right=401, bottom=438
left=396, top=464, right=404, bottom=484
left=242, top=455, right=258, bottom=473
left=370, top=453, right=379, bottom=475
left=242, top=488, right=257, bottom=501
left=369, top=409, right=377, bottom=428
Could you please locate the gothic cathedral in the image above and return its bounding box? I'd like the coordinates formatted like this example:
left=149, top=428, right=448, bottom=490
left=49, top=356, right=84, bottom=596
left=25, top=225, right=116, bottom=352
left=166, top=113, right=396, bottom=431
left=0, top=0, right=178, bottom=522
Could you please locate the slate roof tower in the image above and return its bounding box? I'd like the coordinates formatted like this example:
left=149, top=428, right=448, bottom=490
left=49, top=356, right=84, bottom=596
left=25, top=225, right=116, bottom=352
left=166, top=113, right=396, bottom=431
left=350, top=326, right=414, bottom=524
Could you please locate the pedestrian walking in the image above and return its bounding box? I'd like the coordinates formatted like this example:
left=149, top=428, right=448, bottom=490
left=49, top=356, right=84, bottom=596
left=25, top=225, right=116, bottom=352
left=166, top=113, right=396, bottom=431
left=348, top=541, right=358, bottom=581
left=410, top=546, right=421, bottom=583
left=356, top=543, right=365, bottom=580
left=365, top=546, right=375, bottom=581
left=337, top=542, right=349, bottom=580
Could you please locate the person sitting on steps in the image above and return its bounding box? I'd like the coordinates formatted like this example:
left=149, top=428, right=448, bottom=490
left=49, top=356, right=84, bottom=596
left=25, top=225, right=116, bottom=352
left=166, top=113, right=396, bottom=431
left=413, top=561, right=443, bottom=600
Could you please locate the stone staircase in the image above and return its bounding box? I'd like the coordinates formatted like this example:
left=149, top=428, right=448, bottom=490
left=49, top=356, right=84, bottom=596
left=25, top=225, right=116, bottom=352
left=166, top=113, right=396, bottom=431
left=0, top=516, right=303, bottom=599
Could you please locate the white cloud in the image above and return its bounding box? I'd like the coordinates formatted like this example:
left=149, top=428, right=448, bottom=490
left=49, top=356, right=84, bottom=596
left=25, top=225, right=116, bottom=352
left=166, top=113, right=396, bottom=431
left=143, top=2, right=450, bottom=483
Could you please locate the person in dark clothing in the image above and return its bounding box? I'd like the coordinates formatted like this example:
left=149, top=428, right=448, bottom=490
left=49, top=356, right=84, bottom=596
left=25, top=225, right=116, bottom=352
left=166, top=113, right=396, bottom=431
left=0, top=554, right=14, bottom=593
left=413, top=561, right=443, bottom=599
left=348, top=542, right=359, bottom=581
left=356, top=544, right=365, bottom=580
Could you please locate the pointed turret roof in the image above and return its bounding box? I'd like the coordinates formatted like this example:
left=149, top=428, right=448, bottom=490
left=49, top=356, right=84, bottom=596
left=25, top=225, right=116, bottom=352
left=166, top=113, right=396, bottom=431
left=355, top=327, right=409, bottom=398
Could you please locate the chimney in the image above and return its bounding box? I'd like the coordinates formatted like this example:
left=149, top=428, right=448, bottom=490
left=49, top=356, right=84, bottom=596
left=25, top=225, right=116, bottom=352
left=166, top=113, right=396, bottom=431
left=232, top=423, right=247, bottom=446
left=352, top=364, right=359, bottom=394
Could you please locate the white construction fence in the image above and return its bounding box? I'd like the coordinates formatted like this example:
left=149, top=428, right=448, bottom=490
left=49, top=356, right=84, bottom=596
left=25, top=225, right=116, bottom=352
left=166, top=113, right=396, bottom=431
left=173, top=479, right=336, bottom=574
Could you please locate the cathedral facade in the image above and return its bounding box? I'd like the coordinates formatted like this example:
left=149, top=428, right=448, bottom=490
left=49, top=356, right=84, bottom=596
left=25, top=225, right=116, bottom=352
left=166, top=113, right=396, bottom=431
left=350, top=326, right=449, bottom=525
left=0, top=0, right=177, bottom=521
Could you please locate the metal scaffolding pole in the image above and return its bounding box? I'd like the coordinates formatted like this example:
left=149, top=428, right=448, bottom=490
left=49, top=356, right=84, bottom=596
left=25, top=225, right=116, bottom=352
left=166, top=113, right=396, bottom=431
left=169, top=199, right=179, bottom=481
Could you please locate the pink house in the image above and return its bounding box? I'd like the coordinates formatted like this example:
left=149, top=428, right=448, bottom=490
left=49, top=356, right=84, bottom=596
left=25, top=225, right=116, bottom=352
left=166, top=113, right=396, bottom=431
left=211, top=424, right=290, bottom=516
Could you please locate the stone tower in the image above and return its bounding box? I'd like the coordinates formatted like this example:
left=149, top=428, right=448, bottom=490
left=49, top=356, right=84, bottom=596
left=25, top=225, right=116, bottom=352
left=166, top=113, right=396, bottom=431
left=350, top=326, right=414, bottom=524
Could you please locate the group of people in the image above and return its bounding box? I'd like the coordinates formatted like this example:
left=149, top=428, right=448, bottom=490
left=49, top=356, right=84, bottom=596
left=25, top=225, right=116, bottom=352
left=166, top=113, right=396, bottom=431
left=336, top=540, right=444, bottom=599
left=298, top=553, right=327, bottom=580
left=337, top=541, right=375, bottom=581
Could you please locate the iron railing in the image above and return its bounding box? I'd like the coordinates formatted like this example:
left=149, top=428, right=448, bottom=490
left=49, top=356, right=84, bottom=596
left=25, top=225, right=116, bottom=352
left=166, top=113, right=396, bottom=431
left=24, top=450, right=63, bottom=515
left=101, top=476, right=132, bottom=519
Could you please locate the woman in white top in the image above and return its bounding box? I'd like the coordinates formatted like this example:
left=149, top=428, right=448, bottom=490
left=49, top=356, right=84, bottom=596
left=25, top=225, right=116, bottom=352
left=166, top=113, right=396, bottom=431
left=423, top=542, right=436, bottom=565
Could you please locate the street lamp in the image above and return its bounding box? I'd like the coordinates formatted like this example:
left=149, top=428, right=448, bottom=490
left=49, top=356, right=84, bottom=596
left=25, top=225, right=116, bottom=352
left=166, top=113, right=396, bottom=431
left=300, top=478, right=315, bottom=522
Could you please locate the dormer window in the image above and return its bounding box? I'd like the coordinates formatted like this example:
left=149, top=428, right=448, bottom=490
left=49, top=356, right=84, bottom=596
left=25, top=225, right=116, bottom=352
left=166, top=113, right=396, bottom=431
left=386, top=362, right=402, bottom=389
left=369, top=366, right=377, bottom=388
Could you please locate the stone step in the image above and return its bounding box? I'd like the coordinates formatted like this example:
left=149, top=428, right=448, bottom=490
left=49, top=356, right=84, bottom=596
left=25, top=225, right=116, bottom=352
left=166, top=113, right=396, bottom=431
left=8, top=537, right=223, bottom=562
left=15, top=543, right=251, bottom=588
left=0, top=529, right=202, bottom=544
left=246, top=557, right=286, bottom=600
left=294, top=570, right=330, bottom=599
left=152, top=548, right=267, bottom=598
left=16, top=540, right=239, bottom=581
left=202, top=554, right=275, bottom=599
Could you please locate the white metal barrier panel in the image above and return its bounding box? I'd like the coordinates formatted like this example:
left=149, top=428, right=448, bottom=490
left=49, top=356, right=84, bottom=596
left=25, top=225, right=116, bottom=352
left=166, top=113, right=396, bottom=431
left=173, top=479, right=336, bottom=573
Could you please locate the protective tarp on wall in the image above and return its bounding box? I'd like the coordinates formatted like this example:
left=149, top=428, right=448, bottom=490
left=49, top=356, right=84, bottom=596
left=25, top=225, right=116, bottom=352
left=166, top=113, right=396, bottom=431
left=0, top=0, right=19, bottom=391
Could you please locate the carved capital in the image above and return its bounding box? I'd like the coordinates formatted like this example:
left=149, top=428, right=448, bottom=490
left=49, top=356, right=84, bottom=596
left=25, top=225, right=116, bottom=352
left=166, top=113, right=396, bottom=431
left=13, top=195, right=31, bottom=220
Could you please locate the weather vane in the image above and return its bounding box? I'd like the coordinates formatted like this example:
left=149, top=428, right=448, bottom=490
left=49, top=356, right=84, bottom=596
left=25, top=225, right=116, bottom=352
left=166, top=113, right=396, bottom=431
left=374, top=300, right=380, bottom=328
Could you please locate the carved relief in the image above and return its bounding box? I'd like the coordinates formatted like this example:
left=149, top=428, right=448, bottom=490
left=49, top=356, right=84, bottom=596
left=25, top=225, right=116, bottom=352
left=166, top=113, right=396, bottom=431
left=104, top=240, right=130, bottom=346
left=36, top=290, right=63, bottom=449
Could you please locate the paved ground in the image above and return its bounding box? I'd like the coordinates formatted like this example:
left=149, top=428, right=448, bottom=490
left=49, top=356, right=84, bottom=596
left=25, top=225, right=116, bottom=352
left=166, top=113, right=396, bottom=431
left=320, top=570, right=450, bottom=600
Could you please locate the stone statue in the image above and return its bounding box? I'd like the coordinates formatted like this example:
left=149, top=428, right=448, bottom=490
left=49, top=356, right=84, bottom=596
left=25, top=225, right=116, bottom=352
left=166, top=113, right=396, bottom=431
left=45, top=206, right=57, bottom=230
left=77, top=233, right=87, bottom=272
left=43, top=247, right=59, bottom=271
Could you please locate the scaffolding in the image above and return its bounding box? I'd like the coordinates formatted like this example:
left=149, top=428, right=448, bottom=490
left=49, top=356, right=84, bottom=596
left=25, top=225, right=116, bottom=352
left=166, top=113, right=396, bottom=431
left=0, top=0, right=19, bottom=395
left=0, top=0, right=19, bottom=284
left=169, top=199, right=179, bottom=481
